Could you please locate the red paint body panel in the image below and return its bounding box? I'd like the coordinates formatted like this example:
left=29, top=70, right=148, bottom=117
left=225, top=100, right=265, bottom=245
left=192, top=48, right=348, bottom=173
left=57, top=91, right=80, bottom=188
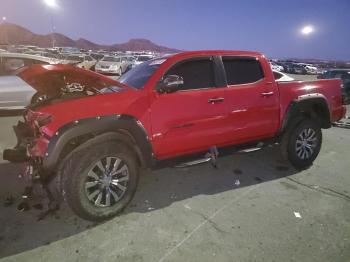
left=277, top=79, right=345, bottom=123
left=21, top=51, right=345, bottom=161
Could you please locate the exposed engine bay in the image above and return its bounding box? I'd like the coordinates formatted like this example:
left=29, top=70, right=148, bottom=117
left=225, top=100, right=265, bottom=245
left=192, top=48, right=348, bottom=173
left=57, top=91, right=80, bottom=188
left=16, top=64, right=129, bottom=109
left=30, top=82, right=100, bottom=108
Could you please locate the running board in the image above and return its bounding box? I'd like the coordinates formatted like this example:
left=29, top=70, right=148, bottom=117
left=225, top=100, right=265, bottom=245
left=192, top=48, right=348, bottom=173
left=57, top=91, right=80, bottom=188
left=174, top=157, right=212, bottom=168
left=173, top=144, right=263, bottom=168
left=237, top=147, right=262, bottom=153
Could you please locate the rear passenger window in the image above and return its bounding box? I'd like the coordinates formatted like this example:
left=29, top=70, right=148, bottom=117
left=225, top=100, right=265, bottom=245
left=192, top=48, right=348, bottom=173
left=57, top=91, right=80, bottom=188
left=166, top=59, right=215, bottom=90
left=222, top=57, right=264, bottom=85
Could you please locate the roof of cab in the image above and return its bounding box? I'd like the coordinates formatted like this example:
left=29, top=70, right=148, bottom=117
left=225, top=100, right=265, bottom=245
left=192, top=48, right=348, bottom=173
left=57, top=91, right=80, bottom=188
left=167, top=50, right=264, bottom=59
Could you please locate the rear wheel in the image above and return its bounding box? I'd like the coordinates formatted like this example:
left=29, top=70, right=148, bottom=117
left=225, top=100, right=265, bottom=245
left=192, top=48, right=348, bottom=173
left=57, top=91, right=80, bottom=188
left=281, top=119, right=322, bottom=169
left=63, top=140, right=139, bottom=221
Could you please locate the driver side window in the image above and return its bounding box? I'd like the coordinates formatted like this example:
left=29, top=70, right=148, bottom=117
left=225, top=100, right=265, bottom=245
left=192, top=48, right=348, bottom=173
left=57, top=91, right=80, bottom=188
left=165, top=58, right=215, bottom=90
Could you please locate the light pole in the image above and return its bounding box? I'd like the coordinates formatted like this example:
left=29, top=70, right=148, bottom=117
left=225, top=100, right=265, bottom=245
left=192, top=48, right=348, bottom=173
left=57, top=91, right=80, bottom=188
left=43, top=0, right=58, bottom=48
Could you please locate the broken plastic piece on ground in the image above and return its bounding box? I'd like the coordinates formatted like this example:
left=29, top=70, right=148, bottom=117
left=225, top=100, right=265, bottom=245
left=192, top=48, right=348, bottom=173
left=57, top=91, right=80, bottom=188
left=234, top=179, right=241, bottom=186
left=294, top=212, right=302, bottom=218
left=17, top=201, right=30, bottom=212
left=183, top=204, right=192, bottom=210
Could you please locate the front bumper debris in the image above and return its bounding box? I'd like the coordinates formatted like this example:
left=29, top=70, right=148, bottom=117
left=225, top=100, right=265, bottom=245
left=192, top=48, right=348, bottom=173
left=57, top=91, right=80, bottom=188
left=3, top=120, right=34, bottom=163
left=3, top=148, right=28, bottom=162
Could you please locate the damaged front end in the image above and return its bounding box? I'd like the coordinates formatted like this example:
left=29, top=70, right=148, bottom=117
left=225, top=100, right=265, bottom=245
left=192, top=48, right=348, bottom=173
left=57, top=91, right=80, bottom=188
left=3, top=110, right=51, bottom=180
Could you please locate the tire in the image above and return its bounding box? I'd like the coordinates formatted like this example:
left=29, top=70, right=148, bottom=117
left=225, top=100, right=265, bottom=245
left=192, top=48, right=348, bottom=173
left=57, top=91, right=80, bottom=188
left=63, top=139, right=139, bottom=221
left=281, top=119, right=322, bottom=170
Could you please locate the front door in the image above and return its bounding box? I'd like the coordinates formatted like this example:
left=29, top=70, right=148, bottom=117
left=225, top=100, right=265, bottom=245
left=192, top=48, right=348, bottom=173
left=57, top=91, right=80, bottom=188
left=149, top=57, right=228, bottom=159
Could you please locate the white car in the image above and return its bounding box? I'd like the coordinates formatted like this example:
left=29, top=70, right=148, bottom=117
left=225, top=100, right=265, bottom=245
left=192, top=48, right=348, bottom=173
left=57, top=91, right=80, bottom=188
left=304, top=65, right=318, bottom=75
left=132, top=55, right=154, bottom=68
left=0, top=76, right=36, bottom=110
left=0, top=53, right=59, bottom=76
left=273, top=70, right=294, bottom=82
left=269, top=62, right=284, bottom=72
left=62, top=54, right=96, bottom=70
left=95, top=56, right=129, bottom=75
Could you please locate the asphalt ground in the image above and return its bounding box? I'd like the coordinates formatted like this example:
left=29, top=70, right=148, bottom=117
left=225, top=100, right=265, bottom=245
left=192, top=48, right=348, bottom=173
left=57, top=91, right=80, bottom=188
left=0, top=74, right=349, bottom=262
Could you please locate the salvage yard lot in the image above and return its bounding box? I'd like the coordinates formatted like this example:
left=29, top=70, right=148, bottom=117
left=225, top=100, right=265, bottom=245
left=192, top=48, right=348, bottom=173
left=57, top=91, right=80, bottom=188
left=0, top=75, right=349, bottom=262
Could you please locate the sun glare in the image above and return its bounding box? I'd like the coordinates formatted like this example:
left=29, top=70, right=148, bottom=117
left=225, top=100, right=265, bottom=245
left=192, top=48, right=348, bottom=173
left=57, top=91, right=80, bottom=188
left=301, top=25, right=314, bottom=35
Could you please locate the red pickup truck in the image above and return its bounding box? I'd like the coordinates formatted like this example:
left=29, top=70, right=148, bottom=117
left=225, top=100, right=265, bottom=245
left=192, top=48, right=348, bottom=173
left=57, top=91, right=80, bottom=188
left=3, top=50, right=347, bottom=221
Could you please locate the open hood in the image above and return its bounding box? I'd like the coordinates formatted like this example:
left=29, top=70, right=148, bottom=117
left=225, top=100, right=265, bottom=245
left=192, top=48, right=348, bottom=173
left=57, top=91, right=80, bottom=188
left=16, top=64, right=131, bottom=95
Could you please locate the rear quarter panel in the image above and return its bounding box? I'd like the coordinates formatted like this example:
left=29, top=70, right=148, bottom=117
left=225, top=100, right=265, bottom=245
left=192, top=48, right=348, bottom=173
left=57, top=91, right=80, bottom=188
left=277, top=79, right=345, bottom=123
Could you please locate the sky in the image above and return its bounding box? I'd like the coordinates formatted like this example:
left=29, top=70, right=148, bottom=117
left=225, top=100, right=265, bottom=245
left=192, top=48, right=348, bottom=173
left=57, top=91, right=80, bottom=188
left=1, top=0, right=350, bottom=60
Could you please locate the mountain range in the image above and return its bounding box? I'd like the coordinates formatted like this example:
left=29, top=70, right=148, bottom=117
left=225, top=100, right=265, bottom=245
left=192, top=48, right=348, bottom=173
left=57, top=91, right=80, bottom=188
left=0, top=23, right=180, bottom=53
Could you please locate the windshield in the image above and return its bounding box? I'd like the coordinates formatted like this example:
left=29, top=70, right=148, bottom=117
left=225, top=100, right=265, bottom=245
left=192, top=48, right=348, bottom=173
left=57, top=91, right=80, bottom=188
left=119, top=59, right=163, bottom=89
left=102, top=56, right=121, bottom=62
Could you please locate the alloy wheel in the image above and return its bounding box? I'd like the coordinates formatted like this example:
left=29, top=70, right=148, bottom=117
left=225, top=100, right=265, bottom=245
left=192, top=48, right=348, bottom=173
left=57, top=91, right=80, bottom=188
left=295, top=128, right=318, bottom=160
left=84, top=156, right=129, bottom=207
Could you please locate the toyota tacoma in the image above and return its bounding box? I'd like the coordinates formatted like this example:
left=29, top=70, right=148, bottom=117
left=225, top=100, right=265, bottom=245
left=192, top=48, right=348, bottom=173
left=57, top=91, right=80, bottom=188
left=3, top=51, right=348, bottom=221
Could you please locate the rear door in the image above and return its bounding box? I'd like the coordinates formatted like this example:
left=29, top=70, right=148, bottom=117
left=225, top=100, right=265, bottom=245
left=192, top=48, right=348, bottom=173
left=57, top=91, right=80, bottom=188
left=221, top=56, right=280, bottom=143
left=149, top=57, right=228, bottom=159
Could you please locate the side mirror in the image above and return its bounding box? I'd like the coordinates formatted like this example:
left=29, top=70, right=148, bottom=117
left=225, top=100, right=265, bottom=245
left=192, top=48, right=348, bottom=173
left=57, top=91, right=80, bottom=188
left=156, top=75, right=184, bottom=94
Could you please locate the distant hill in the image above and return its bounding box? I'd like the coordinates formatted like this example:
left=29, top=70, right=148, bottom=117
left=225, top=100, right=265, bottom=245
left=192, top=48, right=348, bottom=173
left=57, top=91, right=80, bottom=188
left=0, top=23, right=180, bottom=53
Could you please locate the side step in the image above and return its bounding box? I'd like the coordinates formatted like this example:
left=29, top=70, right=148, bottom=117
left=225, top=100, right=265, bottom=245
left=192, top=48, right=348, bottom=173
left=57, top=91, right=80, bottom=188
left=174, top=157, right=212, bottom=168
left=237, top=147, right=262, bottom=153
left=174, top=144, right=263, bottom=168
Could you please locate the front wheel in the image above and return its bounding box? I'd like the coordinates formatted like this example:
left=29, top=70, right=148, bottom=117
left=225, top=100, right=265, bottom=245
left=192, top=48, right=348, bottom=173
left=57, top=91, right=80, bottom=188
left=63, top=141, right=139, bottom=221
left=281, top=119, right=322, bottom=170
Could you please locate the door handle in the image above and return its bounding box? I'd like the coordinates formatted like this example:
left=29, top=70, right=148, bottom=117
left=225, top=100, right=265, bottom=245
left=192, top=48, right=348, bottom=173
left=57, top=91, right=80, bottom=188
left=208, top=97, right=224, bottom=104
left=261, top=92, right=274, bottom=97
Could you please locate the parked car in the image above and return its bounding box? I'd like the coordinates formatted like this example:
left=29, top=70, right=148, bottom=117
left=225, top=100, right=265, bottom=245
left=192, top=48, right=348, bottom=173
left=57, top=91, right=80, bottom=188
left=132, top=55, right=154, bottom=68
left=3, top=51, right=347, bottom=221
left=0, top=76, right=36, bottom=110
left=298, top=63, right=318, bottom=74
left=24, top=51, right=60, bottom=60
left=62, top=54, right=96, bottom=70
left=89, top=52, right=105, bottom=62
left=120, top=56, right=137, bottom=71
left=269, top=62, right=284, bottom=72
left=0, top=53, right=59, bottom=76
left=284, top=63, right=307, bottom=74
left=318, top=69, right=350, bottom=104
left=95, top=56, right=129, bottom=75
left=273, top=70, right=294, bottom=82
